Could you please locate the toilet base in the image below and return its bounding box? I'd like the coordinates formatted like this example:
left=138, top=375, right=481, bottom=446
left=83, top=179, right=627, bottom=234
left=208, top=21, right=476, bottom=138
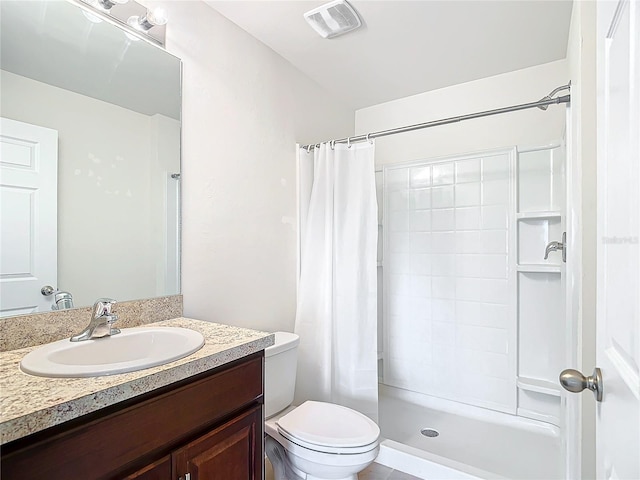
left=265, top=435, right=373, bottom=480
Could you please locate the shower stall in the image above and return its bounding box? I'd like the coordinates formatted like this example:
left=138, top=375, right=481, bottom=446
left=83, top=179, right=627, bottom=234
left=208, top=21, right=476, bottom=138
left=298, top=84, right=576, bottom=479
left=374, top=143, right=569, bottom=479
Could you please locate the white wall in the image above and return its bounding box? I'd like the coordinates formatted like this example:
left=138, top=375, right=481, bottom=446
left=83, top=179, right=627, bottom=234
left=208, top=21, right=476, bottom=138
left=355, top=60, right=568, bottom=166
left=1, top=70, right=178, bottom=308
left=566, top=1, right=597, bottom=478
left=141, top=1, right=354, bottom=333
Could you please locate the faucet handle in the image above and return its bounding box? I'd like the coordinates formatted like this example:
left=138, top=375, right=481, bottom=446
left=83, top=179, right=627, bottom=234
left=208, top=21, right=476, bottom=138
left=93, top=298, right=117, bottom=316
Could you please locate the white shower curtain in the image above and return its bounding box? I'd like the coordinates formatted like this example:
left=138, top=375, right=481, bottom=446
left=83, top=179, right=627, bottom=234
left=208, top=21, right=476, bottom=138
left=294, top=141, right=378, bottom=420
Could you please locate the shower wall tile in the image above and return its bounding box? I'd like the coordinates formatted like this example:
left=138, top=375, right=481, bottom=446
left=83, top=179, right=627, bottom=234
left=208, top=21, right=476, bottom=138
left=457, top=231, right=481, bottom=254
left=455, top=206, right=481, bottom=230
left=384, top=151, right=515, bottom=414
left=390, top=233, right=410, bottom=253
left=456, top=254, right=507, bottom=279
left=388, top=190, right=409, bottom=211
left=456, top=278, right=509, bottom=304
left=483, top=154, right=510, bottom=180
left=389, top=274, right=411, bottom=297
left=431, top=232, right=455, bottom=253
left=431, top=276, right=456, bottom=299
left=458, top=325, right=508, bottom=354
left=460, top=348, right=509, bottom=378
left=386, top=169, right=409, bottom=190
left=455, top=159, right=481, bottom=183
left=431, top=209, right=455, bottom=231
left=482, top=178, right=510, bottom=205
left=388, top=253, right=411, bottom=274
left=431, top=254, right=455, bottom=276
left=456, top=301, right=509, bottom=328
left=480, top=230, right=508, bottom=254
left=454, top=182, right=481, bottom=207
left=410, top=233, right=432, bottom=253
left=410, top=276, right=432, bottom=297
left=410, top=210, right=431, bottom=231
left=411, top=254, right=431, bottom=275
left=432, top=299, right=455, bottom=323
left=432, top=163, right=454, bottom=185
left=410, top=166, right=431, bottom=188
left=389, top=212, right=409, bottom=232
left=431, top=186, right=455, bottom=208
left=481, top=205, right=508, bottom=229
left=410, top=189, right=431, bottom=209
left=432, top=321, right=455, bottom=345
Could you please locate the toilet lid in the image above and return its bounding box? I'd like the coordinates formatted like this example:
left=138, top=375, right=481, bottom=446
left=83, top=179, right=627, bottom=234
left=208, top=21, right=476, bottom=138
left=276, top=401, right=380, bottom=448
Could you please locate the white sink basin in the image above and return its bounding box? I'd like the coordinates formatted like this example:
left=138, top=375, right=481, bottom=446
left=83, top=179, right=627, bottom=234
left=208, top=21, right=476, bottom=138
left=20, top=327, right=205, bottom=378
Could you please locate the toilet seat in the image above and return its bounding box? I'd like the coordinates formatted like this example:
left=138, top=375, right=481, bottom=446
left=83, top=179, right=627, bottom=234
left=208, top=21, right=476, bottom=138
left=275, top=400, right=380, bottom=454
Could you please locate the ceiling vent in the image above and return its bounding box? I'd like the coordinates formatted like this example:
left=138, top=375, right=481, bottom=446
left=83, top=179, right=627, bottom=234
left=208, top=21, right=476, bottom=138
left=303, top=0, right=362, bottom=39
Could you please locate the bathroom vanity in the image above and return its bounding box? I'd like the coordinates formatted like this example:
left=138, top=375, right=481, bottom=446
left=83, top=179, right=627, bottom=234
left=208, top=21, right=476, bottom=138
left=0, top=318, right=273, bottom=480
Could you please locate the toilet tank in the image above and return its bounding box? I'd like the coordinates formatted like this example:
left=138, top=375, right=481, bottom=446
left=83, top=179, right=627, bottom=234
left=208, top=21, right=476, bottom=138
left=264, top=331, right=299, bottom=419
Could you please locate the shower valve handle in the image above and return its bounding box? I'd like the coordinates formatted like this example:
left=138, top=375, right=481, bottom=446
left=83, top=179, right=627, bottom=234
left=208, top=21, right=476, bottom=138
left=559, top=367, right=603, bottom=402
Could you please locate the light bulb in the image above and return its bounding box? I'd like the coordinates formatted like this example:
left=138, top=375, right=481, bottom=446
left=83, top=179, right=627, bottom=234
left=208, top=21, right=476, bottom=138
left=128, top=7, right=168, bottom=31
left=147, top=8, right=168, bottom=26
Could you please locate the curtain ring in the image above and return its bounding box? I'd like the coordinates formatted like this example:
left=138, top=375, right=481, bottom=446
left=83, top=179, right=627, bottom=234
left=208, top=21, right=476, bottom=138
left=306, top=144, right=311, bottom=153
left=366, top=133, right=373, bottom=144
left=347, top=137, right=352, bottom=149
left=330, top=140, right=335, bottom=150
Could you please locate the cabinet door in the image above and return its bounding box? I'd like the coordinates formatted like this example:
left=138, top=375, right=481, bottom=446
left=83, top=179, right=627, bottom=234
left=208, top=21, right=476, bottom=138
left=174, top=405, right=263, bottom=480
left=122, top=455, right=171, bottom=480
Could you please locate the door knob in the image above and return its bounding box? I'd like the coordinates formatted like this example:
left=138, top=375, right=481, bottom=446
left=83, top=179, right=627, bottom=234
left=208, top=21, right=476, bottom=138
left=41, top=285, right=55, bottom=296
left=559, top=367, right=603, bottom=402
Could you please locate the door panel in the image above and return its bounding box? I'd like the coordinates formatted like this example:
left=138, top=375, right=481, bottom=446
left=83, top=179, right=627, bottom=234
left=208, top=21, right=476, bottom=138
left=596, top=1, right=640, bottom=478
left=0, top=117, right=57, bottom=316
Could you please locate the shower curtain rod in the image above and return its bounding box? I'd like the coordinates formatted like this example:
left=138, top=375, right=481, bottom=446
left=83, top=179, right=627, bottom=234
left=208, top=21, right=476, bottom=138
left=301, top=83, right=571, bottom=150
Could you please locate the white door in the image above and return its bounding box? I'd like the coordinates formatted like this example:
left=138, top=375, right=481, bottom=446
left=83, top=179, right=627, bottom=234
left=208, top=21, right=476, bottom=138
left=596, top=1, right=639, bottom=478
left=0, top=117, right=58, bottom=316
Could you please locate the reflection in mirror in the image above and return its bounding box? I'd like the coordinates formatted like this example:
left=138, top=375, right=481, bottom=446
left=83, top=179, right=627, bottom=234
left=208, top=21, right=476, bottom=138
left=0, top=1, right=181, bottom=317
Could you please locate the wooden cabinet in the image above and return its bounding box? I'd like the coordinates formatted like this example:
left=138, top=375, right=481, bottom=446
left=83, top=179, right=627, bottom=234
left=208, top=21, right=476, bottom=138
left=1, top=353, right=264, bottom=480
left=123, top=456, right=172, bottom=480
left=174, top=405, right=262, bottom=480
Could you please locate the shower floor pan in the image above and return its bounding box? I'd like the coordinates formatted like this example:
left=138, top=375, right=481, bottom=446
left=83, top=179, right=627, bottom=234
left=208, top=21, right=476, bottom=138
left=377, top=385, right=563, bottom=479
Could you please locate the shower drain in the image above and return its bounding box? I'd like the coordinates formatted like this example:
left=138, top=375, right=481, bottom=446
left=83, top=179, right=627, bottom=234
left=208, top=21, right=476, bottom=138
left=420, top=428, right=440, bottom=438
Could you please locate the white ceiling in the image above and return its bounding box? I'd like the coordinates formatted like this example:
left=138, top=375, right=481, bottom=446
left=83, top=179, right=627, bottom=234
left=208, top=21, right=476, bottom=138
left=206, top=0, right=573, bottom=110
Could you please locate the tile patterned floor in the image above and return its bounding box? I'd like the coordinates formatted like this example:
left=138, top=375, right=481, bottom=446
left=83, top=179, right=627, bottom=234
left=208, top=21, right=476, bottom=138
left=265, top=459, right=421, bottom=480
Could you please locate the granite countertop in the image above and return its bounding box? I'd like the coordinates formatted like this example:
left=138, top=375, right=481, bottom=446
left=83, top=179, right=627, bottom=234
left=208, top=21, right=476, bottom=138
left=0, top=318, right=274, bottom=445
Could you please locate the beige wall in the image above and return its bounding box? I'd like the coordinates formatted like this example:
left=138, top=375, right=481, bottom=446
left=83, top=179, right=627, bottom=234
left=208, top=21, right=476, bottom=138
left=143, top=1, right=354, bottom=333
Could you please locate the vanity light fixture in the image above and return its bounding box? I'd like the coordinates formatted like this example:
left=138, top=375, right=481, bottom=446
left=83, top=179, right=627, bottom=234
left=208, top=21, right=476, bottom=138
left=76, top=0, right=168, bottom=46
left=97, top=0, right=129, bottom=11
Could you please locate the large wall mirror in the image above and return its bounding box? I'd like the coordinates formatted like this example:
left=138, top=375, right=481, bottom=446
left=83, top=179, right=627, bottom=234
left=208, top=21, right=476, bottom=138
left=0, top=1, right=181, bottom=317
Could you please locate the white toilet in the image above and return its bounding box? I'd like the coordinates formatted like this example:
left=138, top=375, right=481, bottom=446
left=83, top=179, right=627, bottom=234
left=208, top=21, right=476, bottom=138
left=264, top=332, right=380, bottom=480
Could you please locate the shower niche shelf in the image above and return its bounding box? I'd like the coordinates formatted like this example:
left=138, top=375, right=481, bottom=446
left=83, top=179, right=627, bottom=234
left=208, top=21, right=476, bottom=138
left=516, top=211, right=562, bottom=220
left=517, top=217, right=564, bottom=266
left=517, top=264, right=562, bottom=273
left=516, top=376, right=561, bottom=397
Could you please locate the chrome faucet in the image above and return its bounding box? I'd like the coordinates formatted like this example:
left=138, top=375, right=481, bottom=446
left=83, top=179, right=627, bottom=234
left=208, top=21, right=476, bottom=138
left=70, top=298, right=120, bottom=342
left=544, top=241, right=563, bottom=259
left=544, top=232, right=567, bottom=263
